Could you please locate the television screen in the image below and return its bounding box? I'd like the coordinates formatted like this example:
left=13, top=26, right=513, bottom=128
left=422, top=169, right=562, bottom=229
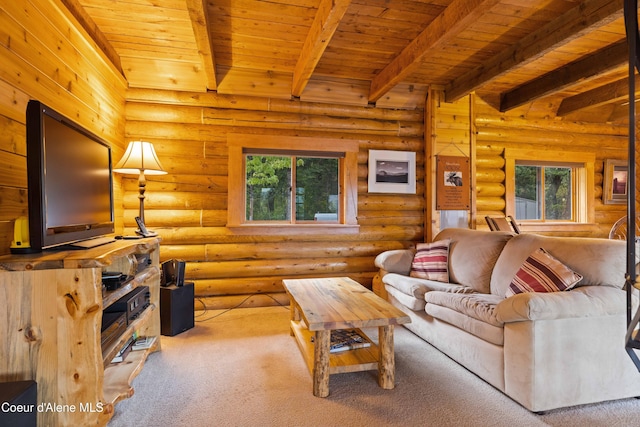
left=26, top=100, right=115, bottom=251
left=43, top=114, right=113, bottom=227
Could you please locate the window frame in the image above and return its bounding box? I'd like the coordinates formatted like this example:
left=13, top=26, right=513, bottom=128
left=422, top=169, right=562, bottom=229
left=514, top=162, right=576, bottom=222
left=227, top=134, right=359, bottom=234
left=505, top=148, right=595, bottom=232
left=244, top=151, right=340, bottom=224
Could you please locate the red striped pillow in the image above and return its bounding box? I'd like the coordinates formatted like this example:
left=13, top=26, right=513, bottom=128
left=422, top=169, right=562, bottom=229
left=505, top=248, right=583, bottom=297
left=410, top=240, right=450, bottom=282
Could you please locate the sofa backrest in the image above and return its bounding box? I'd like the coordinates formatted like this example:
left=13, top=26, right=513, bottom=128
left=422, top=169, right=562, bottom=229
left=490, top=233, right=627, bottom=297
left=434, top=228, right=513, bottom=293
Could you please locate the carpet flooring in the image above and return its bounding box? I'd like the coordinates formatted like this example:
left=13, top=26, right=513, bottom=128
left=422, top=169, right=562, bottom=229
left=108, top=306, right=640, bottom=427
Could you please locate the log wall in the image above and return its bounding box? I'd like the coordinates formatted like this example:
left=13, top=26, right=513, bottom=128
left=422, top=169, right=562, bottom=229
left=0, top=1, right=126, bottom=256
left=124, top=89, right=425, bottom=309
left=427, top=91, right=473, bottom=239
left=425, top=92, right=628, bottom=240
left=0, top=1, right=631, bottom=308
left=473, top=97, right=628, bottom=237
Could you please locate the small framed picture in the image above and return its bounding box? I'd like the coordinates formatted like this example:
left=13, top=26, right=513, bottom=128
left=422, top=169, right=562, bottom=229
left=367, top=150, right=416, bottom=194
left=603, top=159, right=627, bottom=205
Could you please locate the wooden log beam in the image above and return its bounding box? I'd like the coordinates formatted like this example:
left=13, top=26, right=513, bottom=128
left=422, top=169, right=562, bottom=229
left=193, top=273, right=376, bottom=296
left=59, top=0, right=123, bottom=75
left=475, top=168, right=505, bottom=183
left=291, top=0, right=351, bottom=97
left=125, top=103, right=424, bottom=137
left=186, top=256, right=377, bottom=279
left=475, top=157, right=505, bottom=169
left=474, top=109, right=627, bottom=136
left=126, top=89, right=424, bottom=121
left=369, top=0, right=501, bottom=103
left=185, top=0, right=218, bottom=90
left=500, top=40, right=628, bottom=112
left=445, top=0, right=624, bottom=102
left=152, top=225, right=423, bottom=244
left=476, top=182, right=505, bottom=197
left=557, top=74, right=640, bottom=117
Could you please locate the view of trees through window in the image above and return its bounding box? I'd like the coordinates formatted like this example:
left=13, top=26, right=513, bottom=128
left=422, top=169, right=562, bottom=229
left=515, top=165, right=572, bottom=220
left=245, top=155, right=339, bottom=222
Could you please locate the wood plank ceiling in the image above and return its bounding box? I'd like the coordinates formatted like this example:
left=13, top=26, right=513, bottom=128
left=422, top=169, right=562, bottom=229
left=72, top=0, right=635, bottom=120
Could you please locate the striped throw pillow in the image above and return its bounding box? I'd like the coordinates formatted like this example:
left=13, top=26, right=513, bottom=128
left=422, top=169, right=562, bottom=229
left=505, top=248, right=583, bottom=297
left=410, top=240, right=450, bottom=282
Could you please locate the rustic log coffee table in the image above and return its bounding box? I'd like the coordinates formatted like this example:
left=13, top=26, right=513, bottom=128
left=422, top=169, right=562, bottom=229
left=283, top=277, right=411, bottom=397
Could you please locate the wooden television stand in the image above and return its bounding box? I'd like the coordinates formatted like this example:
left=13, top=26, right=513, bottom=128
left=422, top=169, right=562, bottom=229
left=0, top=237, right=161, bottom=426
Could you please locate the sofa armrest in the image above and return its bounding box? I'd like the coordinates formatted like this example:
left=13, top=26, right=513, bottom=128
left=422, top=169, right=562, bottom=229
left=374, top=249, right=414, bottom=275
left=496, top=285, right=628, bottom=323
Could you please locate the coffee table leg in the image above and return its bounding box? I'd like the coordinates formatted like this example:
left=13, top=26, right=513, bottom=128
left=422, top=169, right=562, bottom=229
left=313, top=330, right=330, bottom=397
left=378, top=325, right=395, bottom=389
left=289, top=300, right=298, bottom=336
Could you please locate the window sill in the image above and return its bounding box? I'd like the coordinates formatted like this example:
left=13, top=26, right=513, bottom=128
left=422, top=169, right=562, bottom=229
left=227, top=224, right=360, bottom=235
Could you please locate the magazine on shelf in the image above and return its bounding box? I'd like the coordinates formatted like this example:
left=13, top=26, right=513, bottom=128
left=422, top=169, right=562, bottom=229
left=312, top=329, right=371, bottom=353
left=132, top=336, right=157, bottom=351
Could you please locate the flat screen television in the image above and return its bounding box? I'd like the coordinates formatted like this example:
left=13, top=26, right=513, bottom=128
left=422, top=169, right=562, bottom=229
left=26, top=100, right=115, bottom=251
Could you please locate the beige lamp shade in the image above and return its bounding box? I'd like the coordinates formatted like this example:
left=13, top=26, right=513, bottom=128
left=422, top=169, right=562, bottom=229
left=113, top=141, right=167, bottom=175
left=113, top=141, right=167, bottom=225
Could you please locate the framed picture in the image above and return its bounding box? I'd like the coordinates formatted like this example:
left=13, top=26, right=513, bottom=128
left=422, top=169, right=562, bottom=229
left=368, top=150, right=416, bottom=194
left=603, top=159, right=628, bottom=205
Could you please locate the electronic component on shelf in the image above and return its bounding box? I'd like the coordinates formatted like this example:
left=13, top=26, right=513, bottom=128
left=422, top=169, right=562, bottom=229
left=101, top=271, right=133, bottom=291
left=100, top=312, right=127, bottom=352
left=133, top=253, right=152, bottom=274
left=104, top=286, right=150, bottom=325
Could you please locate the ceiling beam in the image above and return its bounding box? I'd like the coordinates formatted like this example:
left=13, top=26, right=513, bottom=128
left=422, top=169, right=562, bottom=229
left=445, top=0, right=624, bottom=103
left=557, top=74, right=640, bottom=117
left=59, top=0, right=123, bottom=75
left=186, top=0, right=217, bottom=91
left=292, top=0, right=351, bottom=97
left=500, top=40, right=628, bottom=112
left=368, top=0, right=501, bottom=104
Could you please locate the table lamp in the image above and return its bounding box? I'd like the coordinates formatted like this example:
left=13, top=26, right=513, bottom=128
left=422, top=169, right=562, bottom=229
left=113, top=141, right=167, bottom=225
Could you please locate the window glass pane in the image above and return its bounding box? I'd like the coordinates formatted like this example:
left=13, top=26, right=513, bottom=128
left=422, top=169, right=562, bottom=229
left=544, top=167, right=571, bottom=220
left=515, top=165, right=541, bottom=220
left=245, top=155, right=291, bottom=221
left=295, top=157, right=339, bottom=221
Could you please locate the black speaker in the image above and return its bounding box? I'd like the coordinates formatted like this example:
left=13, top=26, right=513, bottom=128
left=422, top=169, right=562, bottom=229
left=161, top=259, right=186, bottom=287
left=160, top=282, right=194, bottom=336
left=0, top=380, right=37, bottom=427
left=160, top=259, right=175, bottom=287
left=174, top=260, right=185, bottom=286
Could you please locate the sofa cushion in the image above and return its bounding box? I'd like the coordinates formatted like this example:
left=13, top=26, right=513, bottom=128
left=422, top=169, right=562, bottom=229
left=383, top=273, right=473, bottom=298
left=374, top=249, right=415, bottom=275
left=383, top=273, right=474, bottom=311
left=410, top=240, right=450, bottom=282
left=434, top=228, right=513, bottom=294
left=496, top=285, right=629, bottom=322
left=505, top=247, right=583, bottom=297
left=425, top=291, right=504, bottom=328
left=491, top=233, right=626, bottom=297
left=425, top=304, right=504, bottom=346
left=386, top=284, right=426, bottom=311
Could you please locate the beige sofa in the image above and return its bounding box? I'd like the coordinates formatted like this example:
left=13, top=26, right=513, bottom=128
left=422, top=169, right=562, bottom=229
left=374, top=228, right=640, bottom=412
